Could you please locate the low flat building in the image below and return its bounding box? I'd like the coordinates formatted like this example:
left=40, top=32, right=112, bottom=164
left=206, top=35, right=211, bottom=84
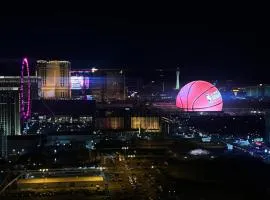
left=17, top=176, right=104, bottom=191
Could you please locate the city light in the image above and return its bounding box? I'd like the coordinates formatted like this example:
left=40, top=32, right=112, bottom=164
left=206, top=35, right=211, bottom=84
left=91, top=67, right=98, bottom=73
left=20, top=57, right=31, bottom=120
left=189, top=149, right=210, bottom=156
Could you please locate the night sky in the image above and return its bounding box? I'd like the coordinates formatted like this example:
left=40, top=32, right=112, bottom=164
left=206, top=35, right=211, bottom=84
left=0, top=8, right=268, bottom=82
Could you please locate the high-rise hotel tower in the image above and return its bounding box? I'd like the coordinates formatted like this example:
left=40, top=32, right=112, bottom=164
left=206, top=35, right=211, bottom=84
left=37, top=60, right=71, bottom=99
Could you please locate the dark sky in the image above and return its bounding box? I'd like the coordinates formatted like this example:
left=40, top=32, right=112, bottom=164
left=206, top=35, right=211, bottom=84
left=0, top=7, right=268, bottom=82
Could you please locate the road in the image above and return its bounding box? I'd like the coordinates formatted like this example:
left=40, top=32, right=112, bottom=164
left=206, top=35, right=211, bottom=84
left=103, top=150, right=169, bottom=200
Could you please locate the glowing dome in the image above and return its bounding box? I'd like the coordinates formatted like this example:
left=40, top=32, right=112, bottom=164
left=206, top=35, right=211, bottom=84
left=176, top=80, right=223, bottom=111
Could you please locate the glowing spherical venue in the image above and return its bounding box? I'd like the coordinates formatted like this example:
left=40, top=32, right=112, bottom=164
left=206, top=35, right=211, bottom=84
left=20, top=57, right=31, bottom=120
left=176, top=80, right=223, bottom=111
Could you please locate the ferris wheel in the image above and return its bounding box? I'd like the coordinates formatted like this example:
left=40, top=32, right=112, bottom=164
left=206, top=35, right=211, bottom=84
left=20, top=58, right=31, bottom=120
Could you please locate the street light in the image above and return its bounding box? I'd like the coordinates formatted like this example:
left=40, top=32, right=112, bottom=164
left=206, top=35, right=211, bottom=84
left=122, top=146, right=129, bottom=157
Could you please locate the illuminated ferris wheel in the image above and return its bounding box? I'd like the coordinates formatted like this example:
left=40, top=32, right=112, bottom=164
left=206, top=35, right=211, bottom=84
left=20, top=58, right=31, bottom=120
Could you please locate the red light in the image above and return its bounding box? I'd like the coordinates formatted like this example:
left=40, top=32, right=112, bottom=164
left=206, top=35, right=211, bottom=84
left=255, top=141, right=262, bottom=146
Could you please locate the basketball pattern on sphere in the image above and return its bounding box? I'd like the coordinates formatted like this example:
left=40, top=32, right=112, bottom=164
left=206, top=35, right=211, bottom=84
left=176, top=80, right=223, bottom=111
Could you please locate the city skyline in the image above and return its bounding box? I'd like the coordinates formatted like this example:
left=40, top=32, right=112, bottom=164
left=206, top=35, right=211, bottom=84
left=1, top=6, right=270, bottom=200
left=0, top=58, right=266, bottom=84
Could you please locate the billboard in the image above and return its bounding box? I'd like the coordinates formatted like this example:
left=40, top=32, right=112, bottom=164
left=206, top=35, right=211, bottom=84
left=71, top=76, right=90, bottom=90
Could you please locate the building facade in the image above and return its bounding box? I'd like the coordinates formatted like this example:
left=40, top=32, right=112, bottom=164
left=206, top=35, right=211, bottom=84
left=105, top=71, right=125, bottom=102
left=37, top=60, right=71, bottom=99
left=0, top=87, right=21, bottom=157
left=0, top=76, right=42, bottom=100
left=246, top=84, right=270, bottom=98
left=0, top=87, right=21, bottom=136
left=70, top=69, right=125, bottom=102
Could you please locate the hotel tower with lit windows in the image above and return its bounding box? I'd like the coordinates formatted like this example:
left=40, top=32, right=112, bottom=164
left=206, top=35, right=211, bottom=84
left=37, top=60, right=71, bottom=99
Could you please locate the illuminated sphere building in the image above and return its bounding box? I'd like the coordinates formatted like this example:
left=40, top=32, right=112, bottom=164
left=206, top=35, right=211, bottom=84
left=176, top=80, right=223, bottom=111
